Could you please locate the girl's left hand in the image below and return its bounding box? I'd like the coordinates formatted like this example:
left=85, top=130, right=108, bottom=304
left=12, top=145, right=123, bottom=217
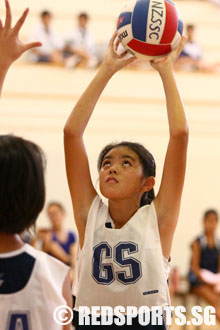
left=101, top=31, right=137, bottom=74
left=0, top=0, right=42, bottom=67
left=150, top=36, right=186, bottom=73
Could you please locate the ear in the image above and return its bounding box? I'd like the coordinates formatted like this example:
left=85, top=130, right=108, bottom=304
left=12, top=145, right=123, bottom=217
left=141, top=176, right=155, bottom=193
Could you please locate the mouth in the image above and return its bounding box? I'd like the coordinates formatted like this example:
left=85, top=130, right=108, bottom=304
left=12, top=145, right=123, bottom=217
left=106, top=177, right=118, bottom=183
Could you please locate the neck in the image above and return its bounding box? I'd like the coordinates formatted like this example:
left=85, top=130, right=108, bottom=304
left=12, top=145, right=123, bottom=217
left=53, top=227, right=62, bottom=233
left=205, top=231, right=215, bottom=241
left=108, top=197, right=140, bottom=229
left=0, top=233, right=24, bottom=253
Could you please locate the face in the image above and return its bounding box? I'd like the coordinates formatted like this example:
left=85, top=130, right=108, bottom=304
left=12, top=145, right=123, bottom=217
left=187, top=27, right=194, bottom=40
left=99, top=146, right=153, bottom=202
left=79, top=16, right=88, bottom=28
left=204, top=213, right=218, bottom=234
left=47, top=205, right=64, bottom=229
left=42, top=14, right=52, bottom=27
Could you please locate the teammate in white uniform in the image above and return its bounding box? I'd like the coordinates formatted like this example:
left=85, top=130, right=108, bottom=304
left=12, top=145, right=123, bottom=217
left=0, top=2, right=72, bottom=329
left=64, top=31, right=188, bottom=329
left=0, top=244, right=70, bottom=330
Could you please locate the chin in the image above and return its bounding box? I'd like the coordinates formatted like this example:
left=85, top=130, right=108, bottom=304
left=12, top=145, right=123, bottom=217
left=100, top=186, right=122, bottom=200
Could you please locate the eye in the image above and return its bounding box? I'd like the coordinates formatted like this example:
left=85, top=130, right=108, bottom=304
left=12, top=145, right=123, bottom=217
left=102, top=160, right=111, bottom=168
left=123, top=160, right=131, bottom=167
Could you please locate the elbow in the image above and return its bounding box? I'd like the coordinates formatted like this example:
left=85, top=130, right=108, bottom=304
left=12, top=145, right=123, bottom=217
left=63, top=124, right=81, bottom=138
left=171, top=126, right=189, bottom=141
left=63, top=124, right=72, bottom=136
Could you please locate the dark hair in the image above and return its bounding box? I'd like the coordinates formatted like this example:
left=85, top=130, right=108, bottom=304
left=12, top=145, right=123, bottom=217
left=47, top=201, right=65, bottom=212
left=0, top=135, right=46, bottom=234
left=41, top=10, right=52, bottom=19
left=186, top=24, right=194, bottom=31
left=97, top=141, right=156, bottom=207
left=78, top=12, right=89, bottom=20
left=203, top=209, right=219, bottom=221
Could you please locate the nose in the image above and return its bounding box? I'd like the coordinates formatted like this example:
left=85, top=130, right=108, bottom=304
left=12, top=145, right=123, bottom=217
left=109, top=168, right=117, bottom=174
left=109, top=164, right=118, bottom=174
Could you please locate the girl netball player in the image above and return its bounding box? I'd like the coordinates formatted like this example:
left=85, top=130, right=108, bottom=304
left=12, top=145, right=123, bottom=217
left=0, top=1, right=72, bottom=329
left=64, top=31, right=188, bottom=329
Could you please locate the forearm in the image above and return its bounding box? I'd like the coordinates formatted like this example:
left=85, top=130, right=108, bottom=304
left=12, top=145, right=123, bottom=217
left=44, top=241, right=71, bottom=264
left=64, top=64, right=114, bottom=137
left=159, top=68, right=188, bottom=137
left=192, top=266, right=203, bottom=281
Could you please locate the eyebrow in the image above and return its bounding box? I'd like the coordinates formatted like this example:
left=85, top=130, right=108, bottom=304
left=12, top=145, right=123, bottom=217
left=103, top=155, right=136, bottom=162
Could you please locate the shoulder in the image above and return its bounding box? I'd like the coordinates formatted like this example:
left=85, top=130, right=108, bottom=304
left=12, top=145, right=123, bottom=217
left=29, top=245, right=69, bottom=277
left=191, top=235, right=205, bottom=249
left=33, top=24, right=45, bottom=33
left=133, top=202, right=157, bottom=229
left=83, top=194, right=107, bottom=232
left=86, top=194, right=107, bottom=222
left=197, top=234, right=207, bottom=248
left=215, top=237, right=220, bottom=251
left=88, top=194, right=106, bottom=215
left=139, top=201, right=157, bottom=219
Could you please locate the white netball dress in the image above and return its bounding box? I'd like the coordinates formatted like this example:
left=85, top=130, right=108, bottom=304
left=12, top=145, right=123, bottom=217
left=0, top=243, right=69, bottom=330
left=73, top=195, right=171, bottom=312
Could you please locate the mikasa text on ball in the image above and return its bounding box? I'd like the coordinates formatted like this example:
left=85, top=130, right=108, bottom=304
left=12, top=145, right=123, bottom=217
left=117, top=0, right=183, bottom=60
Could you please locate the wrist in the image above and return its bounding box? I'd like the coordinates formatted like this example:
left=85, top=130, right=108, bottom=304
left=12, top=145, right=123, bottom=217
left=99, top=62, right=117, bottom=78
left=158, top=65, right=174, bottom=79
left=0, top=60, right=11, bottom=72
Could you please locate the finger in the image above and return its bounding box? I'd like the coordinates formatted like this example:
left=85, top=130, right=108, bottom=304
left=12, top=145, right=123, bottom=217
left=23, top=41, right=42, bottom=52
left=109, top=31, right=117, bottom=47
left=13, top=8, right=29, bottom=34
left=119, top=48, right=136, bottom=58
left=115, top=37, right=120, bottom=52
left=0, top=19, right=3, bottom=31
left=175, top=35, right=187, bottom=59
left=4, top=0, right=12, bottom=30
left=151, top=56, right=168, bottom=64
left=119, top=50, right=129, bottom=58
left=122, top=55, right=137, bottom=66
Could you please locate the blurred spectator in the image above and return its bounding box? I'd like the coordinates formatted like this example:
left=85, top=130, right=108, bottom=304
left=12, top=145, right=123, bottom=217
left=45, top=201, right=77, bottom=266
left=28, top=10, right=65, bottom=65
left=175, top=24, right=220, bottom=73
left=33, top=201, right=77, bottom=283
left=64, top=12, right=99, bottom=68
left=188, top=209, right=220, bottom=321
left=175, top=24, right=203, bottom=71
left=182, top=24, right=202, bottom=60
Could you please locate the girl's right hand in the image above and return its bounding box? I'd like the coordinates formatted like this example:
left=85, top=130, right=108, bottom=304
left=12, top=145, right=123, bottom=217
left=101, top=32, right=136, bottom=74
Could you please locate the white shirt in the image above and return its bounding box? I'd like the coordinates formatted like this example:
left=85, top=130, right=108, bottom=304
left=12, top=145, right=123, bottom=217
left=183, top=41, right=203, bottom=60
left=65, top=26, right=96, bottom=56
left=29, top=23, right=64, bottom=56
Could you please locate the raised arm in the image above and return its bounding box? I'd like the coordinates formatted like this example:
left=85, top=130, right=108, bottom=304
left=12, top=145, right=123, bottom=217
left=64, top=34, right=135, bottom=248
left=0, top=0, right=41, bottom=97
left=152, top=37, right=189, bottom=259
